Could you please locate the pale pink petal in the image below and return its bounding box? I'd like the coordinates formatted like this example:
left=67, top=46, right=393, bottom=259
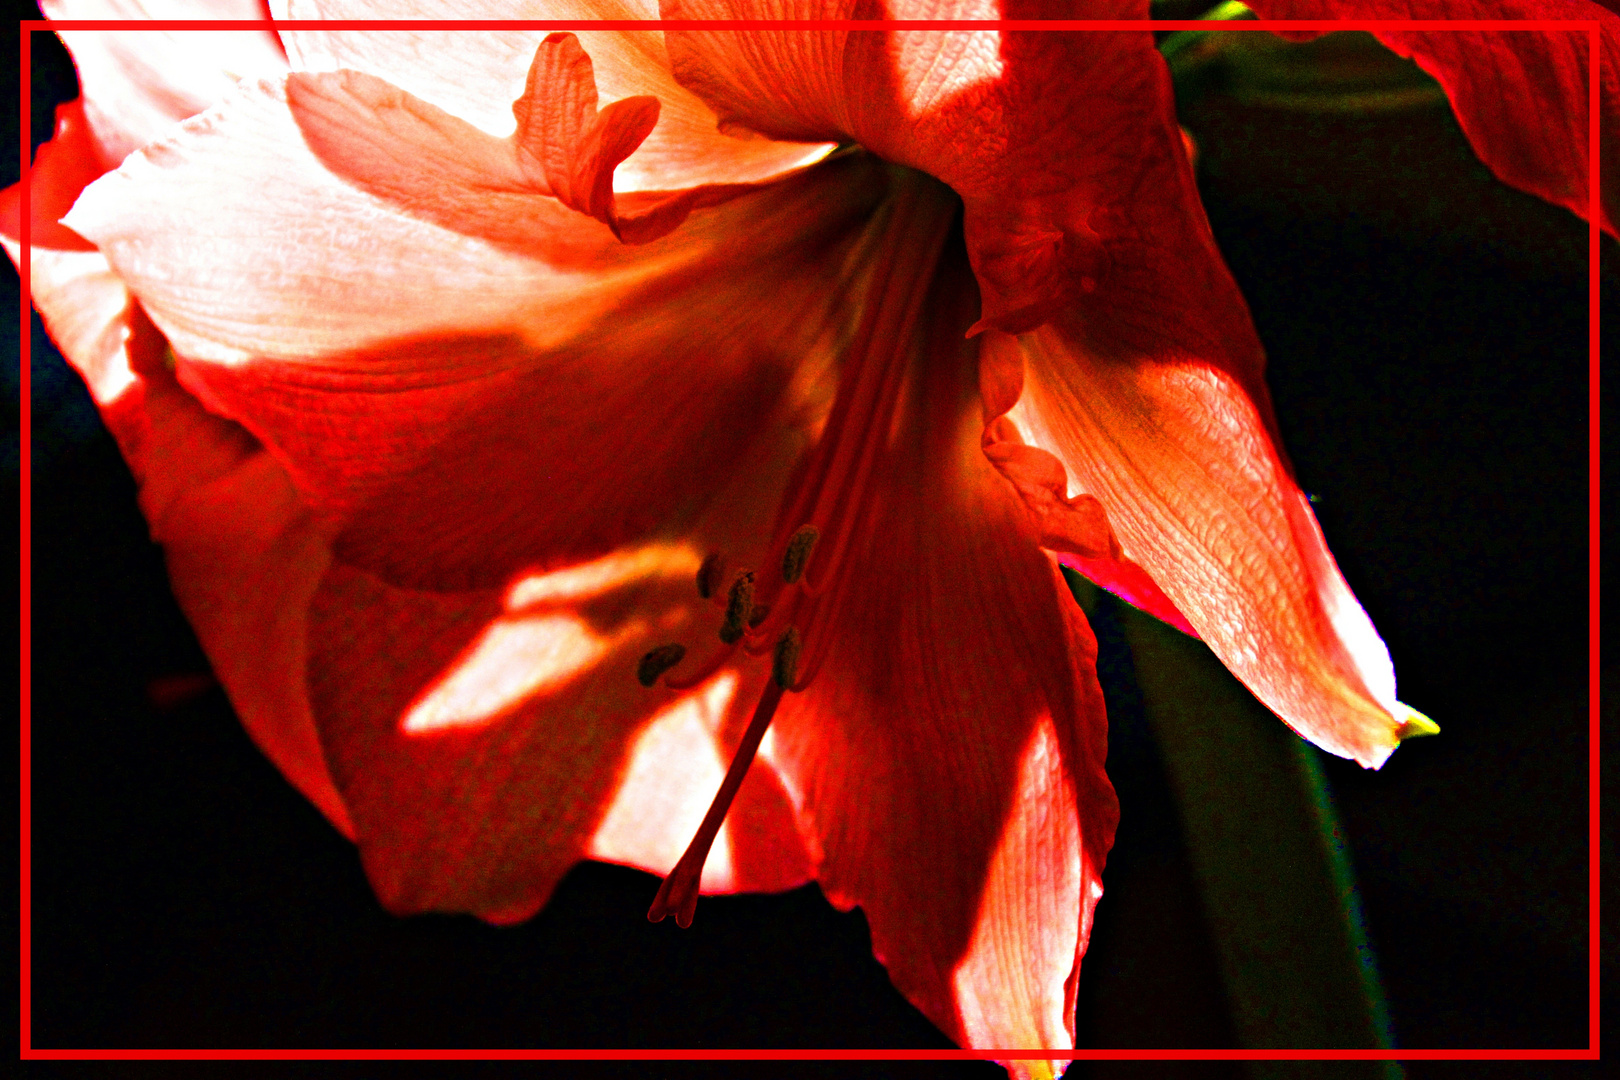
left=62, top=73, right=606, bottom=366
left=271, top=0, right=833, bottom=189
left=17, top=107, right=815, bottom=899
left=43, top=0, right=288, bottom=166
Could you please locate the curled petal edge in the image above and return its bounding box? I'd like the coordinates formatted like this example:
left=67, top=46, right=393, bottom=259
left=978, top=332, right=1198, bottom=637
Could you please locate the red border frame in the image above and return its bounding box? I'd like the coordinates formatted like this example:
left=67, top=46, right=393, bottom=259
left=14, top=14, right=1603, bottom=1066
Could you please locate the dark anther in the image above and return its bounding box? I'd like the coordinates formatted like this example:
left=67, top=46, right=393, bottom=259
left=719, top=569, right=754, bottom=647
left=718, top=571, right=755, bottom=644
left=749, top=603, right=771, bottom=629
left=781, top=525, right=820, bottom=585
left=773, top=628, right=802, bottom=690
left=696, top=552, right=726, bottom=600
left=637, top=643, right=687, bottom=687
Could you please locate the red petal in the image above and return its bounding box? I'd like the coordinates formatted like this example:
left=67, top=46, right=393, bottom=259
left=1248, top=0, right=1620, bottom=237
left=766, top=243, right=1116, bottom=1067
left=43, top=0, right=288, bottom=165
left=516, top=32, right=725, bottom=243
left=661, top=0, right=1268, bottom=361
left=977, top=334, right=1198, bottom=637
left=516, top=33, right=648, bottom=218
left=2, top=100, right=103, bottom=254
left=982, top=434, right=1121, bottom=561
left=1012, top=311, right=1407, bottom=768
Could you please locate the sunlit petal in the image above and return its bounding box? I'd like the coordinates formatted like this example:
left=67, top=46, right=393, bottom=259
left=1013, top=314, right=1405, bottom=767
left=272, top=0, right=833, bottom=189
left=44, top=0, right=288, bottom=165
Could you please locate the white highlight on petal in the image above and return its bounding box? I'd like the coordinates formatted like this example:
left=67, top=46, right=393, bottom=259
left=951, top=716, right=1080, bottom=1057
left=586, top=672, right=739, bottom=892
left=885, top=0, right=1005, bottom=117
left=505, top=542, right=696, bottom=609
left=401, top=613, right=609, bottom=734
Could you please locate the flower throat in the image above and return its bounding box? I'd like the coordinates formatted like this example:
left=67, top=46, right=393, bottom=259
left=640, top=175, right=961, bottom=928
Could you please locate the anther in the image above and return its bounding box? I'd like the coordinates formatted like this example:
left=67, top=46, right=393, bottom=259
left=781, top=525, right=820, bottom=585
left=718, top=571, right=755, bottom=644
left=696, top=552, right=726, bottom=600
left=636, top=643, right=687, bottom=687
left=773, top=627, right=802, bottom=690
left=748, top=603, right=771, bottom=629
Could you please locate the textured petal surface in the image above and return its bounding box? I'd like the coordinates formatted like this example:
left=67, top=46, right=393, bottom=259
left=64, top=68, right=887, bottom=589
left=1010, top=312, right=1405, bottom=768
left=271, top=0, right=833, bottom=189
left=1249, top=0, right=1620, bottom=237
left=764, top=218, right=1115, bottom=1070
left=43, top=0, right=288, bottom=166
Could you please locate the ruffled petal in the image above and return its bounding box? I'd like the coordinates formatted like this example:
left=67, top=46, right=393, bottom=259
left=270, top=0, right=833, bottom=189
left=976, top=336, right=1198, bottom=636
left=1248, top=0, right=1620, bottom=238
left=42, top=0, right=288, bottom=166
left=766, top=241, right=1115, bottom=1070
left=63, top=67, right=886, bottom=589
left=1010, top=312, right=1408, bottom=768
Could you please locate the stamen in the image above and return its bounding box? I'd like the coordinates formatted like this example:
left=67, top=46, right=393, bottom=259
left=780, top=525, right=820, bottom=585
left=718, top=571, right=755, bottom=644
left=636, top=643, right=686, bottom=687
left=772, top=628, right=802, bottom=690
left=696, top=551, right=726, bottom=600
left=652, top=176, right=963, bottom=930
left=647, top=678, right=785, bottom=928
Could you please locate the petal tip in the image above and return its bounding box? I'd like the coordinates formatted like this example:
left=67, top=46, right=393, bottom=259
left=1394, top=700, right=1440, bottom=742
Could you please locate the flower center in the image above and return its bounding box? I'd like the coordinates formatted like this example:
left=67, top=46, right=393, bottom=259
left=642, top=170, right=963, bottom=927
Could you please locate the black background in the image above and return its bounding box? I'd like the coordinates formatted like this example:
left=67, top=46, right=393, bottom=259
left=8, top=9, right=1605, bottom=1078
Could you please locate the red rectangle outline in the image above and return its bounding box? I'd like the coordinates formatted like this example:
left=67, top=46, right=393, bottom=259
left=16, top=14, right=1602, bottom=1066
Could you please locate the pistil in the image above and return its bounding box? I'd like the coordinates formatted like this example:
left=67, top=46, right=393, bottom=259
left=646, top=674, right=785, bottom=927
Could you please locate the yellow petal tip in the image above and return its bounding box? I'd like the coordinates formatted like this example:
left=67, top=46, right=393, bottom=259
left=1394, top=701, right=1440, bottom=741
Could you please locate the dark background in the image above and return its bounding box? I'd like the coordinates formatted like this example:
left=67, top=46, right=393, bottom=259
left=8, top=10, right=1604, bottom=1078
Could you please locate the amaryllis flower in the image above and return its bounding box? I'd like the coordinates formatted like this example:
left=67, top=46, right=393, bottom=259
left=10, top=0, right=1613, bottom=1067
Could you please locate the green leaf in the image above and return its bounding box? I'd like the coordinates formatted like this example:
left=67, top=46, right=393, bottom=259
left=1072, top=573, right=1401, bottom=1075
